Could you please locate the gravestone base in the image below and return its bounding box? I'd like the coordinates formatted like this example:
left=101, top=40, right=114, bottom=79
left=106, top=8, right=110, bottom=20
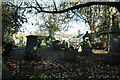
left=80, top=46, right=93, bottom=56
left=63, top=48, right=78, bottom=62
left=25, top=48, right=38, bottom=61
left=106, top=53, right=120, bottom=65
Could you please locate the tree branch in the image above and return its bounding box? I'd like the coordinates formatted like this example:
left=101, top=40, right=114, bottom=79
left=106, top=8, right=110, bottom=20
left=52, top=0, right=57, bottom=11
left=8, top=2, right=120, bottom=13
left=71, top=10, right=88, bottom=23
left=35, top=0, right=43, bottom=11
left=34, top=2, right=120, bottom=13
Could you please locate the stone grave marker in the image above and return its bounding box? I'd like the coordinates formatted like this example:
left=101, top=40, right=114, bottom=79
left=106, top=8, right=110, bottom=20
left=80, top=31, right=92, bottom=55
left=25, top=35, right=38, bottom=60
left=53, top=40, right=61, bottom=51
left=107, top=13, right=120, bottom=64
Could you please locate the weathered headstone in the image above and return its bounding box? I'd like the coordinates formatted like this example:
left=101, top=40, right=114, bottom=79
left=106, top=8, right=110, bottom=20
left=61, top=40, right=66, bottom=48
left=107, top=13, right=120, bottom=64
left=25, top=35, right=38, bottom=60
left=65, top=42, right=68, bottom=48
left=2, top=43, right=13, bottom=56
left=81, top=31, right=92, bottom=55
left=53, top=40, right=61, bottom=51
left=2, top=34, right=13, bottom=56
left=19, top=36, right=24, bottom=46
left=37, top=39, right=41, bottom=47
left=73, top=37, right=80, bottom=49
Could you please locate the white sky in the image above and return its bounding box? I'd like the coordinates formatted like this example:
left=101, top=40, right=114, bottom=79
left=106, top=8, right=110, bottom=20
left=19, top=0, right=91, bottom=36
left=63, top=21, right=90, bottom=35
left=21, top=18, right=90, bottom=36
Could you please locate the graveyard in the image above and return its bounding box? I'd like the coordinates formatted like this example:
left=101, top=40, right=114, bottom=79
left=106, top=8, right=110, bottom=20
left=2, top=1, right=120, bottom=80
left=2, top=30, right=120, bottom=79
left=2, top=39, right=120, bottom=79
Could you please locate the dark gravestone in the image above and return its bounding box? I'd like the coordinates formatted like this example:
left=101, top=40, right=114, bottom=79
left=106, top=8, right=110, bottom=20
left=53, top=40, right=61, bottom=51
left=65, top=42, right=68, bottom=48
left=2, top=43, right=13, bottom=56
left=107, top=13, right=120, bottom=64
left=81, top=31, right=92, bottom=55
left=2, top=34, right=13, bottom=56
left=37, top=39, right=41, bottom=47
left=61, top=40, right=66, bottom=48
left=25, top=35, right=38, bottom=60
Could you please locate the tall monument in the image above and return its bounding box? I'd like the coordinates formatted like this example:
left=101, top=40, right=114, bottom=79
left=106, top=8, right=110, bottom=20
left=107, top=13, right=120, bottom=64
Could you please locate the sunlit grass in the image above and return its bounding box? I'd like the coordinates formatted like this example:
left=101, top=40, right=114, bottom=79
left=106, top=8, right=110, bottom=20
left=92, top=49, right=108, bottom=54
left=40, top=43, right=46, bottom=47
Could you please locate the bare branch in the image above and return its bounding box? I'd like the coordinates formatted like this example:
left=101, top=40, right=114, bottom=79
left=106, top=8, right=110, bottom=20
left=52, top=0, right=57, bottom=11
left=35, top=0, right=43, bottom=11
left=34, top=2, right=120, bottom=13
left=71, top=10, right=88, bottom=22
left=8, top=2, right=120, bottom=13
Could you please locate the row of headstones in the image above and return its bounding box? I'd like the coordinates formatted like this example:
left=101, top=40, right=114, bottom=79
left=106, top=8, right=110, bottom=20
left=3, top=13, right=120, bottom=64
left=25, top=14, right=120, bottom=64
left=3, top=24, right=120, bottom=64
left=24, top=34, right=93, bottom=61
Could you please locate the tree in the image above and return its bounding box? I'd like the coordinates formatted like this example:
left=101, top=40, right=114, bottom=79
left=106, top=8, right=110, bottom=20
left=38, top=13, right=72, bottom=38
left=2, top=2, right=27, bottom=41
left=33, top=2, right=120, bottom=13
left=71, top=5, right=108, bottom=47
left=4, top=1, right=119, bottom=48
left=69, top=3, right=119, bottom=49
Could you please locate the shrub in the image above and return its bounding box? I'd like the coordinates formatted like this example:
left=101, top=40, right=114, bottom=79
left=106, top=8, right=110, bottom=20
left=2, top=43, right=13, bottom=56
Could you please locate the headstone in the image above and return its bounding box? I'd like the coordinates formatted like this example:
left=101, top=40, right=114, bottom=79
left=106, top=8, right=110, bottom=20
left=53, top=40, right=61, bottom=51
left=107, top=13, right=120, bottom=64
left=78, top=45, right=82, bottom=52
left=2, top=43, right=13, bottom=56
left=73, top=37, right=79, bottom=49
left=65, top=42, right=68, bottom=48
left=25, top=35, right=38, bottom=60
left=61, top=40, right=66, bottom=48
left=3, top=34, right=13, bottom=56
left=19, top=36, right=24, bottom=46
left=37, top=39, right=41, bottom=47
left=80, top=31, right=92, bottom=55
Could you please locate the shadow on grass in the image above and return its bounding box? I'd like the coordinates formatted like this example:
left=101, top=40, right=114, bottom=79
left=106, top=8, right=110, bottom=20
left=2, top=46, right=120, bottom=79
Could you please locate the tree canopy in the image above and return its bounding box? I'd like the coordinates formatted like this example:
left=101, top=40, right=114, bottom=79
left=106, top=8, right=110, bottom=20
left=2, top=1, right=119, bottom=49
left=2, top=2, right=27, bottom=39
left=38, top=13, right=72, bottom=38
